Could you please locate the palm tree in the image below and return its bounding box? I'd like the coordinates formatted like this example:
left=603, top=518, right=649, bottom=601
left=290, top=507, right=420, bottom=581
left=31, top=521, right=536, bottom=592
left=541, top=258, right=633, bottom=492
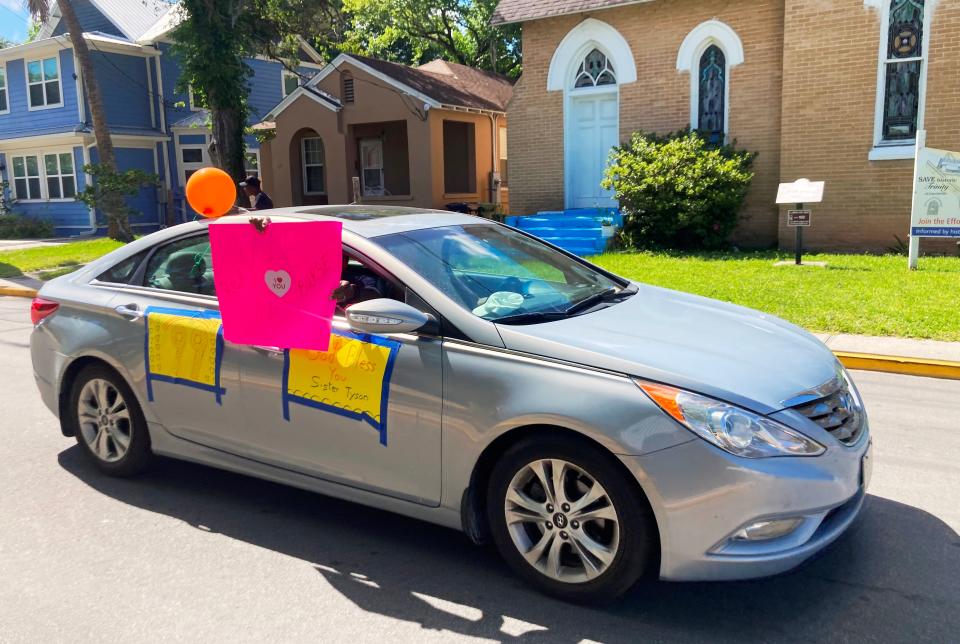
left=28, top=1, right=133, bottom=241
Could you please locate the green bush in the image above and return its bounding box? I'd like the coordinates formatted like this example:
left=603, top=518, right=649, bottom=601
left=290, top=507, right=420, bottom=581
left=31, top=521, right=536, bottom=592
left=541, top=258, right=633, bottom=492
left=0, top=214, right=56, bottom=239
left=602, top=130, right=756, bottom=250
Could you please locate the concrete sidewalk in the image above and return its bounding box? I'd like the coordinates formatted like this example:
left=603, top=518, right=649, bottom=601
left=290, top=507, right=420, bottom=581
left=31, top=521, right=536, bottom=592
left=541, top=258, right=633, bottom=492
left=813, top=333, right=960, bottom=362
left=0, top=238, right=75, bottom=252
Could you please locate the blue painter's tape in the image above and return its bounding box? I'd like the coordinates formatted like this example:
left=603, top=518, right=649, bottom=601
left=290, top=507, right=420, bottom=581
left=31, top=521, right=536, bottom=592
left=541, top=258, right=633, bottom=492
left=143, top=306, right=226, bottom=404
left=282, top=329, right=401, bottom=447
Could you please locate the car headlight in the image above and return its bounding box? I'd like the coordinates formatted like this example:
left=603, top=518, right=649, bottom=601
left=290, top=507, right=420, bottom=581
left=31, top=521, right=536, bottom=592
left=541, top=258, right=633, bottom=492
left=636, top=381, right=825, bottom=458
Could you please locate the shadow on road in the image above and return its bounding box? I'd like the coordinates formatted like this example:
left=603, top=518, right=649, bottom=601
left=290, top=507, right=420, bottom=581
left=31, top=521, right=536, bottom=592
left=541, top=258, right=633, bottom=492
left=58, top=446, right=960, bottom=643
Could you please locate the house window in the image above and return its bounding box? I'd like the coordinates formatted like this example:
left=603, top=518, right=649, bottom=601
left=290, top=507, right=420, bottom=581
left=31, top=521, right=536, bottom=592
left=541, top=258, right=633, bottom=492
left=359, top=138, right=384, bottom=196
left=11, top=151, right=76, bottom=200
left=245, top=150, right=260, bottom=177
left=498, top=126, right=508, bottom=187
left=878, top=0, right=927, bottom=143
left=26, top=56, right=61, bottom=109
left=698, top=46, right=726, bottom=145
left=44, top=152, right=76, bottom=199
left=573, top=49, right=616, bottom=88
left=443, top=120, right=476, bottom=194
left=0, top=67, right=8, bottom=113
left=282, top=71, right=300, bottom=98
left=180, top=145, right=207, bottom=184
left=12, top=155, right=42, bottom=200
left=301, top=137, right=326, bottom=194
left=342, top=74, right=355, bottom=103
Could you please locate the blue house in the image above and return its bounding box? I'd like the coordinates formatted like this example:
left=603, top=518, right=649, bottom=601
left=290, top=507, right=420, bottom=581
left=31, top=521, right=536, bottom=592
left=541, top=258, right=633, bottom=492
left=0, top=0, right=322, bottom=236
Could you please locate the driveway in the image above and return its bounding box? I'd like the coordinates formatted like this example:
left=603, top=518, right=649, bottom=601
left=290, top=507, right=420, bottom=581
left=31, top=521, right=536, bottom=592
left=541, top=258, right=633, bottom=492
left=0, top=296, right=957, bottom=643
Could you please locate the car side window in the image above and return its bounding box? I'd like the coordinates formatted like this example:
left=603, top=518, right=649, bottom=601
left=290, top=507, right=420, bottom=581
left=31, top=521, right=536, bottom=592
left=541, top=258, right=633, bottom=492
left=143, top=234, right=216, bottom=296
left=335, top=252, right=403, bottom=314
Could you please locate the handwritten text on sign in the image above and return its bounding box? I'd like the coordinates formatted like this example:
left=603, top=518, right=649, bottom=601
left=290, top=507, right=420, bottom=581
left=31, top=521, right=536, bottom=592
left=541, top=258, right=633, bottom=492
left=283, top=331, right=400, bottom=445
left=145, top=308, right=225, bottom=403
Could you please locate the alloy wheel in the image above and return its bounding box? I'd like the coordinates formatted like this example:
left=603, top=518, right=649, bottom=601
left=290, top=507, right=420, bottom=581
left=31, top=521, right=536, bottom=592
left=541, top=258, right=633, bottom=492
left=77, top=378, right=132, bottom=463
left=504, top=458, right=621, bottom=583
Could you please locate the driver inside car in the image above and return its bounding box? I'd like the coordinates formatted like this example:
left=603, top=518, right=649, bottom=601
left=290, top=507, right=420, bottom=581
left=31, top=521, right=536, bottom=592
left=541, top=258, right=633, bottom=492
left=331, top=252, right=388, bottom=309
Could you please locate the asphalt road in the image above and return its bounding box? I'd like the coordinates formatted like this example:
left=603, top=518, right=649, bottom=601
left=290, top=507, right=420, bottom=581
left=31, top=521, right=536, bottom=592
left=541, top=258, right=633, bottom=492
left=1, top=296, right=958, bottom=643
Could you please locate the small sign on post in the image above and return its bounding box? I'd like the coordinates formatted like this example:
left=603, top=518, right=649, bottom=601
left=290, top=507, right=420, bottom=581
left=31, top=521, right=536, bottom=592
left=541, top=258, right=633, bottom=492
left=787, top=210, right=812, bottom=227
left=777, top=179, right=824, bottom=266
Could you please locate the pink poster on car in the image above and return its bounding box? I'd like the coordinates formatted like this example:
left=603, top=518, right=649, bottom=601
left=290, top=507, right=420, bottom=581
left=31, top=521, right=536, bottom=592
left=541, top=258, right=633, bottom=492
left=209, top=219, right=343, bottom=351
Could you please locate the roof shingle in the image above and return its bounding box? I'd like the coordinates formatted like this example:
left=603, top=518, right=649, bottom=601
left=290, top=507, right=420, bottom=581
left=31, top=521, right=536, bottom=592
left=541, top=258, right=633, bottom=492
left=490, top=0, right=643, bottom=25
left=346, top=55, right=514, bottom=112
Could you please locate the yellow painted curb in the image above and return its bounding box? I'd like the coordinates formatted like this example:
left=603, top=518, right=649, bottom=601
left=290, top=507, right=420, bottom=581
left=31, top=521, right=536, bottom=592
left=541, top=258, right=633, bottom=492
left=0, top=286, right=38, bottom=298
left=835, top=351, right=960, bottom=381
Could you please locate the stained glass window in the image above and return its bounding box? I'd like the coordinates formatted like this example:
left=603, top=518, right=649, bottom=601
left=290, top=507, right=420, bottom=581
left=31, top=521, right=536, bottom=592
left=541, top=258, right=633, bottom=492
left=573, top=49, right=616, bottom=88
left=698, top=45, right=726, bottom=145
left=882, top=0, right=925, bottom=141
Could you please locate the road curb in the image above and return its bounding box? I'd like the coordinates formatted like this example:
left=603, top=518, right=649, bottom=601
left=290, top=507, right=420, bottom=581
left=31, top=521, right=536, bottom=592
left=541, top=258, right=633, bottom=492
left=0, top=286, right=38, bottom=298
left=835, top=351, right=960, bottom=381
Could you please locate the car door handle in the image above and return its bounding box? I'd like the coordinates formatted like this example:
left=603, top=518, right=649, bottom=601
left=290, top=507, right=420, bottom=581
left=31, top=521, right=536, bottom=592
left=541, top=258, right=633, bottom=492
left=114, top=304, right=144, bottom=321
left=252, top=345, right=284, bottom=356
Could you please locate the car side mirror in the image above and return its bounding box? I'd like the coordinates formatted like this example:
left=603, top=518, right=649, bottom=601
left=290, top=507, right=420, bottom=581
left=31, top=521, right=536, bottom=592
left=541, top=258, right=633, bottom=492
left=345, top=298, right=438, bottom=335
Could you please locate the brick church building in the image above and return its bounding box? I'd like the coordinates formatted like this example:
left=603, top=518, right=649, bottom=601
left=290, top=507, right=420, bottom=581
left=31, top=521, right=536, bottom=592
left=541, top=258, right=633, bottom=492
left=492, top=0, right=960, bottom=251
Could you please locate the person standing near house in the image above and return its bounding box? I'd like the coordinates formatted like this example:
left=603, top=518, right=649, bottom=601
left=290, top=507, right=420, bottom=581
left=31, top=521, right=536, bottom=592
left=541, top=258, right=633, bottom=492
left=240, top=176, right=274, bottom=210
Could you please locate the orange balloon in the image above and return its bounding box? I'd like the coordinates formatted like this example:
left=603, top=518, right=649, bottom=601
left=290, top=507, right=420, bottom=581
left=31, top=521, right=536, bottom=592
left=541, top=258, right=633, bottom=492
left=185, top=167, right=236, bottom=218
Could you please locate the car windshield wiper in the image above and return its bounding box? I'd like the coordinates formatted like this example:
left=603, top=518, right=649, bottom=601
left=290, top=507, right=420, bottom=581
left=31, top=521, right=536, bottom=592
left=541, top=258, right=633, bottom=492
left=490, top=311, right=571, bottom=325
left=562, top=284, right=635, bottom=316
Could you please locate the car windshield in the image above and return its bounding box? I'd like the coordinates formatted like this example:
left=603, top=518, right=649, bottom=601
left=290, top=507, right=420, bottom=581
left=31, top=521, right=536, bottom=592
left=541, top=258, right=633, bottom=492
left=374, top=224, right=627, bottom=322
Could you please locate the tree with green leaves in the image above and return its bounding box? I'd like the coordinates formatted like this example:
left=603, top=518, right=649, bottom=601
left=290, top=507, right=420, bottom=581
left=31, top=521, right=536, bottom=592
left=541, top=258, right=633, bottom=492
left=28, top=0, right=135, bottom=240
left=171, top=1, right=336, bottom=201
left=329, top=0, right=521, bottom=77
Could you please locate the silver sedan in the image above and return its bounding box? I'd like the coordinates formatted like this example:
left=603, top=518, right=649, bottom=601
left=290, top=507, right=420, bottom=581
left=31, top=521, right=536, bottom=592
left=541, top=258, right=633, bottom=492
left=30, top=206, right=872, bottom=602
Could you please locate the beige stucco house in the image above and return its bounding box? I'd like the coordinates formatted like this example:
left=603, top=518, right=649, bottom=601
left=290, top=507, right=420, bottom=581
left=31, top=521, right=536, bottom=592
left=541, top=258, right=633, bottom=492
left=258, top=54, right=513, bottom=213
left=493, top=0, right=960, bottom=251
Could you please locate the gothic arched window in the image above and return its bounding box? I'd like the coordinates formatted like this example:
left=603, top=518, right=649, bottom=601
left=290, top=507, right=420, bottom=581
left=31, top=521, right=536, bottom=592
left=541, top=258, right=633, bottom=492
left=698, top=45, right=726, bottom=144
left=573, top=49, right=617, bottom=88
left=881, top=0, right=926, bottom=141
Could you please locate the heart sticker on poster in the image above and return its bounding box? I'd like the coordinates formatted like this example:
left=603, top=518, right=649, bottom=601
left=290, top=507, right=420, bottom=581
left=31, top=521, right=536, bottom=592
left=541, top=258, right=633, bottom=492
left=264, top=269, right=291, bottom=298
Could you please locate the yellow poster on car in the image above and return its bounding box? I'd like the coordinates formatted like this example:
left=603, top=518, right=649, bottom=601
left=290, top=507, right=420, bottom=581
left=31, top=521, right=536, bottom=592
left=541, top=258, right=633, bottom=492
left=144, top=307, right=225, bottom=404
left=283, top=330, right=401, bottom=445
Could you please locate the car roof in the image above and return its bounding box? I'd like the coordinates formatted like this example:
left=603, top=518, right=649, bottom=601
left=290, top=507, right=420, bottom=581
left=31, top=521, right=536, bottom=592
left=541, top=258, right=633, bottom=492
left=238, top=205, right=490, bottom=238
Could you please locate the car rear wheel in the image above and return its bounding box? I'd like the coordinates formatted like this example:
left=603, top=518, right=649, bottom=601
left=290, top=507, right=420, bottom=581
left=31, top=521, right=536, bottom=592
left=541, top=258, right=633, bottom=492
left=67, top=365, right=152, bottom=477
left=487, top=435, right=657, bottom=603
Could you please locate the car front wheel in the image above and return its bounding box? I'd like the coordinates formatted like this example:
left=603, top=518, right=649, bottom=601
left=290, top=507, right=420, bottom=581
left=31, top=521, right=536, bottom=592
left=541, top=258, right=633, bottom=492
left=487, top=435, right=658, bottom=603
left=66, top=364, right=153, bottom=477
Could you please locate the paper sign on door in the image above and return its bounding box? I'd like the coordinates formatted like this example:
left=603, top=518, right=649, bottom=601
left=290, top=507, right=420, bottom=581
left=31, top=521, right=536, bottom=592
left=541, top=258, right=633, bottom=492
left=209, top=219, right=343, bottom=351
left=144, top=307, right=225, bottom=404
left=282, top=330, right=400, bottom=446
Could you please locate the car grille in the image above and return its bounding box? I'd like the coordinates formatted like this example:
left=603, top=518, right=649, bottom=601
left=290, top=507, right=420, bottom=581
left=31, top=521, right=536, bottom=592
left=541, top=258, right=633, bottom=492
left=792, top=384, right=866, bottom=446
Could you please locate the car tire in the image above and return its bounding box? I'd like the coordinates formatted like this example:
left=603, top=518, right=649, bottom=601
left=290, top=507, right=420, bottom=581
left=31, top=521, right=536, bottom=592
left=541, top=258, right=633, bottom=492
left=487, top=434, right=657, bottom=603
left=66, top=364, right=153, bottom=477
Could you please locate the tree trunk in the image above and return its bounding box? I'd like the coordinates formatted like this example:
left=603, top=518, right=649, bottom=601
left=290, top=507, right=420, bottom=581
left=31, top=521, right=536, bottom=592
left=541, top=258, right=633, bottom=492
left=59, top=0, right=133, bottom=242
left=209, top=100, right=246, bottom=206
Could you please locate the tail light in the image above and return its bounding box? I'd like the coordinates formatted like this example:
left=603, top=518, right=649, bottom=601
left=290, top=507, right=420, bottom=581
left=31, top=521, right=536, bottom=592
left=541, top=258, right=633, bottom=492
left=31, top=298, right=59, bottom=325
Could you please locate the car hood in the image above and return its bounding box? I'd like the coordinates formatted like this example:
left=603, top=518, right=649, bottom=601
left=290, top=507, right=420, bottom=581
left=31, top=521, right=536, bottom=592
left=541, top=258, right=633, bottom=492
left=494, top=284, right=838, bottom=414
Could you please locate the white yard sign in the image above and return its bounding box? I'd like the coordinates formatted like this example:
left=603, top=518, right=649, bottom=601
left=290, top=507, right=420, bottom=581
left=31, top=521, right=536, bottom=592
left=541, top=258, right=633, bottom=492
left=909, top=131, right=960, bottom=268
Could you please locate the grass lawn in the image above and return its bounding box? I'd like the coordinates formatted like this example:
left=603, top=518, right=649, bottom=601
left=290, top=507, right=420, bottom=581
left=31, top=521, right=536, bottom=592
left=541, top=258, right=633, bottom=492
left=0, top=239, right=125, bottom=279
left=591, top=251, right=960, bottom=341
